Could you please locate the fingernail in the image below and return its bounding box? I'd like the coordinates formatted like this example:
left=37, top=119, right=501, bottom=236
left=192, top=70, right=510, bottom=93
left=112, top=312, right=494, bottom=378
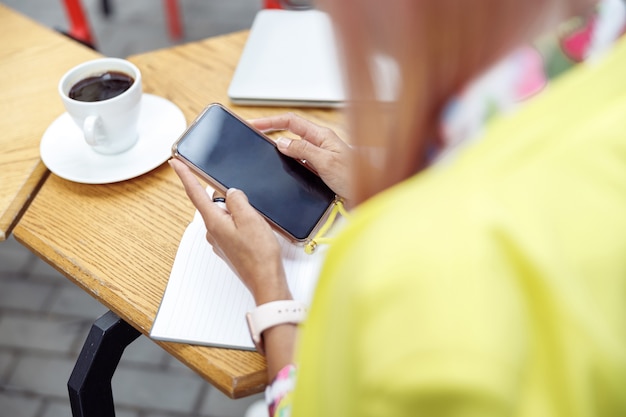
left=226, top=188, right=239, bottom=196
left=277, top=137, right=292, bottom=148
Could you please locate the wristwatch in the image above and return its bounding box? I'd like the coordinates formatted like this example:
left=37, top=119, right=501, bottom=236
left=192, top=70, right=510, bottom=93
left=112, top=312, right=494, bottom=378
left=246, top=300, right=307, bottom=354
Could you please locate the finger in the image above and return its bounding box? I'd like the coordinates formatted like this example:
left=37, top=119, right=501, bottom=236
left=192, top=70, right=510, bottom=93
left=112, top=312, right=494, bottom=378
left=169, top=159, right=230, bottom=228
left=248, top=117, right=282, bottom=133
left=169, top=159, right=211, bottom=206
left=276, top=136, right=325, bottom=172
left=250, top=113, right=329, bottom=147
left=224, top=188, right=249, bottom=214
left=224, top=188, right=260, bottom=226
left=212, top=189, right=226, bottom=201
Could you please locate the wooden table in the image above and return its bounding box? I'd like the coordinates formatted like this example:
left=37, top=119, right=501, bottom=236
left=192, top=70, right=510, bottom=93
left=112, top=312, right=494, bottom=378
left=13, top=26, right=344, bottom=402
left=0, top=4, right=100, bottom=240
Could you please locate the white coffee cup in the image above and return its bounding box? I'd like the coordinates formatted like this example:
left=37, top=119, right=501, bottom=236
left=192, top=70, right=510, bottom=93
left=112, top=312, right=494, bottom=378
left=59, top=58, right=142, bottom=155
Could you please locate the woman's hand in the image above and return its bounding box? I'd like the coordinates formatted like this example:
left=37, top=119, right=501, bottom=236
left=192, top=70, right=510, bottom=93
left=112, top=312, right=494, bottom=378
left=169, top=159, right=291, bottom=306
left=250, top=113, right=353, bottom=203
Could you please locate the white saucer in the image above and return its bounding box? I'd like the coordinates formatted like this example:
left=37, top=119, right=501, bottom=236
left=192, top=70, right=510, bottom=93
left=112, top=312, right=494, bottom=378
left=40, top=94, right=187, bottom=184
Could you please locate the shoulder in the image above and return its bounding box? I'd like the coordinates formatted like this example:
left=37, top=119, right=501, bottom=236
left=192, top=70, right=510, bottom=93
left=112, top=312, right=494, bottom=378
left=304, top=177, right=528, bottom=415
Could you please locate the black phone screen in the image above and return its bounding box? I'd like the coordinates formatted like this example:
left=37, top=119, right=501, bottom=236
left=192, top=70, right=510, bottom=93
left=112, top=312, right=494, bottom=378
left=175, top=105, right=336, bottom=240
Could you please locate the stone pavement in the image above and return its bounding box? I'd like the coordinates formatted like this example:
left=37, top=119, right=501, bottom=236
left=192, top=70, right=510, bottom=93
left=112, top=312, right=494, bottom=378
left=1, top=0, right=268, bottom=415
left=0, top=235, right=264, bottom=417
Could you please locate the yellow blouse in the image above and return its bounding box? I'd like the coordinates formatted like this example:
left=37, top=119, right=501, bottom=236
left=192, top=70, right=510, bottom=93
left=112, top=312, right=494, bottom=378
left=291, top=37, right=626, bottom=417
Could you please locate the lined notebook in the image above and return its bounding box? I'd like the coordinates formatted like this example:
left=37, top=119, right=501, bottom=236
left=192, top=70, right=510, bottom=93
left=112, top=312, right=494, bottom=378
left=151, top=210, right=326, bottom=350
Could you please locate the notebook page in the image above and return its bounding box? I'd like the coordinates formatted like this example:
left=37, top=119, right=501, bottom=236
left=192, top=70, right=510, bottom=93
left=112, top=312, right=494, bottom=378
left=151, top=210, right=326, bottom=350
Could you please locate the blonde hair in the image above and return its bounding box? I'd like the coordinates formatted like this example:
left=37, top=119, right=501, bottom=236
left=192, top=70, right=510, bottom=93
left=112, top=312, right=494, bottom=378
left=321, top=0, right=589, bottom=204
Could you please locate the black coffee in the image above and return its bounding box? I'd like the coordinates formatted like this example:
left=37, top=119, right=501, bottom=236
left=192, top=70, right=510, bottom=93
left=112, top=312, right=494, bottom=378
left=69, top=71, right=134, bottom=102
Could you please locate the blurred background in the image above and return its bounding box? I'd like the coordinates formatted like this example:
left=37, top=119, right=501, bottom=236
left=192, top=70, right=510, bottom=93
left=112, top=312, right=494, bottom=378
left=3, top=0, right=261, bottom=57
left=0, top=1, right=274, bottom=416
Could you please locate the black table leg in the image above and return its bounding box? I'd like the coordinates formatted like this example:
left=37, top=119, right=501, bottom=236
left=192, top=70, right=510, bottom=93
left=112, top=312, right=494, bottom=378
left=68, top=310, right=141, bottom=417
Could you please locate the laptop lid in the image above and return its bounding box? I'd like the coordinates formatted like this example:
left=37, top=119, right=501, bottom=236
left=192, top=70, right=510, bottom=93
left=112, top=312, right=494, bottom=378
left=227, top=9, right=345, bottom=108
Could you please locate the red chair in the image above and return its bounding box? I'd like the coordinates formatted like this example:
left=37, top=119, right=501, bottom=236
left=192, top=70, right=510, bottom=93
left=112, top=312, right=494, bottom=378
left=268, top=0, right=313, bottom=9
left=164, top=0, right=182, bottom=41
left=264, top=0, right=284, bottom=9
left=62, top=0, right=95, bottom=46
left=62, top=0, right=183, bottom=47
left=61, top=0, right=298, bottom=48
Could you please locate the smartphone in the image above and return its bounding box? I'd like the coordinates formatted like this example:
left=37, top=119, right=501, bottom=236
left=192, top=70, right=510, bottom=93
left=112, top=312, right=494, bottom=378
left=172, top=103, right=337, bottom=244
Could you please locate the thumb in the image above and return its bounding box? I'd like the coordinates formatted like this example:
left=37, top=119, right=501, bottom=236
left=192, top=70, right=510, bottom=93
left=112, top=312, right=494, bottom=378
left=224, top=188, right=256, bottom=221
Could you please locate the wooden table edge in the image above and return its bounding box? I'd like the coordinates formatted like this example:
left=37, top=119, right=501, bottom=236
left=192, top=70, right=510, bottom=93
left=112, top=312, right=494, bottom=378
left=1, top=163, right=49, bottom=241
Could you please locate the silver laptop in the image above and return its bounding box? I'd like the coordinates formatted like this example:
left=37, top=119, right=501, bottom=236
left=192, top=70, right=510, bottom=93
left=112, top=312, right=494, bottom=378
left=228, top=9, right=345, bottom=108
